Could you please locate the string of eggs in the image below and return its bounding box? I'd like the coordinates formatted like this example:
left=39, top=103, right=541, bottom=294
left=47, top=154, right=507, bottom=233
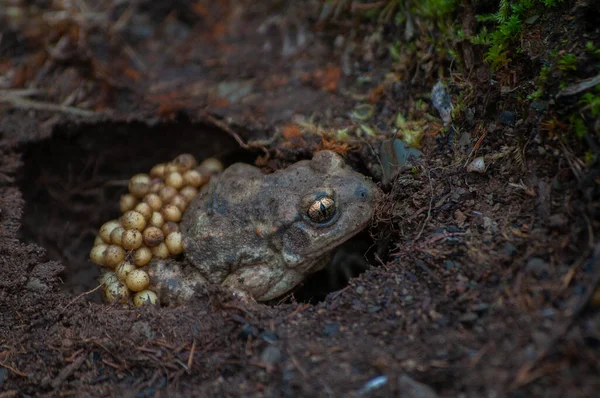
left=90, top=154, right=223, bottom=306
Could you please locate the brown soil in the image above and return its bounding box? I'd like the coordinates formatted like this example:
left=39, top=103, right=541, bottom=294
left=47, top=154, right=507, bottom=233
left=1, top=1, right=599, bottom=397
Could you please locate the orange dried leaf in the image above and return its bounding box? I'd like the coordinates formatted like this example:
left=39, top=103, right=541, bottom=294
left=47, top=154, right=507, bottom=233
left=312, top=65, right=341, bottom=92
left=317, top=137, right=351, bottom=156
left=124, top=67, right=142, bottom=81
left=282, top=124, right=302, bottom=140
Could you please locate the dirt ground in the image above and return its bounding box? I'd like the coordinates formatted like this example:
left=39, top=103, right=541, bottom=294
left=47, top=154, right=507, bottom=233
left=1, top=0, right=599, bottom=396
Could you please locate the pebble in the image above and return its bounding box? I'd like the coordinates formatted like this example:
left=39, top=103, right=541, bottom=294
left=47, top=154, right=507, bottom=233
left=548, top=213, right=568, bottom=229
left=459, top=312, right=479, bottom=324
left=260, top=345, right=281, bottom=367
left=323, top=323, right=341, bottom=337
left=525, top=257, right=550, bottom=278
left=431, top=81, right=453, bottom=126
left=466, top=157, right=486, bottom=173
left=497, top=110, right=516, bottom=126
left=502, top=242, right=518, bottom=258
left=397, top=374, right=439, bottom=398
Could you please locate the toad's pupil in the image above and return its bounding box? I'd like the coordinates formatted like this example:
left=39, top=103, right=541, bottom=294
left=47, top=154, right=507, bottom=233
left=308, top=196, right=336, bottom=223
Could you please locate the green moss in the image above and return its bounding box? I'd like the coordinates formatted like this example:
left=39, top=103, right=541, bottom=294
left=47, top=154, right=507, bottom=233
left=570, top=114, right=588, bottom=138
left=586, top=41, right=600, bottom=57
left=472, top=0, right=564, bottom=70
left=579, top=90, right=600, bottom=117
left=527, top=88, right=543, bottom=100
left=584, top=150, right=597, bottom=166
left=557, top=53, right=578, bottom=71
left=412, top=0, right=457, bottom=19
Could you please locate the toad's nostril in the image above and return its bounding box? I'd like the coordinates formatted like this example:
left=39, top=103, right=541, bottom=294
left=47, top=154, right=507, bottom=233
left=355, top=185, right=370, bottom=200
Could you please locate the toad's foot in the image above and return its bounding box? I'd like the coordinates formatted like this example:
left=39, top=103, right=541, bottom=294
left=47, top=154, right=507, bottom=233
left=146, top=259, right=208, bottom=306
left=147, top=259, right=259, bottom=306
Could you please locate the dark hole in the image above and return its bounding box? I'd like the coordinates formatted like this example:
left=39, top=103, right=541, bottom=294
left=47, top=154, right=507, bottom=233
left=18, top=119, right=244, bottom=299
left=18, top=121, right=379, bottom=305
left=275, top=230, right=379, bottom=304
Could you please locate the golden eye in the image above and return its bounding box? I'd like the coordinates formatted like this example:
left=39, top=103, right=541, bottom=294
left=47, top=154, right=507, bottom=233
left=307, top=196, right=336, bottom=223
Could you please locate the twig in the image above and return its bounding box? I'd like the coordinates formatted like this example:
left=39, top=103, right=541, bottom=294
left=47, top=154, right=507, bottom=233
left=290, top=355, right=309, bottom=378
left=0, top=361, right=27, bottom=377
left=186, top=340, right=196, bottom=371
left=0, top=94, right=97, bottom=117
left=61, top=284, right=103, bottom=311
left=413, top=169, right=434, bottom=242
left=557, top=74, right=600, bottom=97
left=205, top=115, right=270, bottom=158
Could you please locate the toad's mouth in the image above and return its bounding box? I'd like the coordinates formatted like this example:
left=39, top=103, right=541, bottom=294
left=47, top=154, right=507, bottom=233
left=294, top=218, right=373, bottom=271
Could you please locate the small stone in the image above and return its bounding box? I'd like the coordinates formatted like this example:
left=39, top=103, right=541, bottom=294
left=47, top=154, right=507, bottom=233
left=397, top=374, right=438, bottom=398
left=467, top=157, right=486, bottom=173
left=502, top=242, right=518, bottom=258
left=323, top=323, right=340, bottom=337
left=259, top=331, right=279, bottom=344
left=498, top=110, right=516, bottom=126
left=26, top=277, right=48, bottom=291
left=530, top=100, right=549, bottom=112
left=459, top=312, right=479, bottom=324
left=431, top=81, right=453, bottom=126
left=259, top=345, right=281, bottom=367
left=548, top=213, right=568, bottom=229
left=525, top=257, right=550, bottom=278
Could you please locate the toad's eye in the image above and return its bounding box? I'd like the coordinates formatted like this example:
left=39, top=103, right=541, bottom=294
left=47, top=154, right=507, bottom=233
left=307, top=196, right=336, bottom=224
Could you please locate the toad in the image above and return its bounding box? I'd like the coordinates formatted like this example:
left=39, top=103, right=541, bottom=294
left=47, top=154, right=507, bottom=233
left=147, top=150, right=379, bottom=304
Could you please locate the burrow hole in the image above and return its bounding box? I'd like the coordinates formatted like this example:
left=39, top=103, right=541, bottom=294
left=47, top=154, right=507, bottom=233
left=18, top=120, right=377, bottom=304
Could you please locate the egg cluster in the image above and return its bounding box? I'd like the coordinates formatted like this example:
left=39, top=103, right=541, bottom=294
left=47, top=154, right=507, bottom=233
left=91, top=153, right=223, bottom=306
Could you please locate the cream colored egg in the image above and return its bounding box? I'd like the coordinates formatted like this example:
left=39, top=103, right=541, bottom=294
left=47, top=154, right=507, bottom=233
left=200, top=158, right=223, bottom=174
left=134, top=202, right=153, bottom=221
left=172, top=153, right=197, bottom=171
left=144, top=193, right=163, bottom=211
left=120, top=194, right=138, bottom=213
left=133, top=290, right=158, bottom=306
left=151, top=242, right=169, bottom=259
left=105, top=280, right=130, bottom=304
left=165, top=232, right=183, bottom=255
left=122, top=229, right=143, bottom=250
left=133, top=246, right=152, bottom=266
left=93, top=235, right=104, bottom=246
left=129, top=173, right=151, bottom=198
left=115, top=260, right=136, bottom=281
left=149, top=211, right=164, bottom=228
left=161, top=204, right=182, bottom=222
left=98, top=271, right=118, bottom=289
left=165, top=163, right=179, bottom=174
left=159, top=186, right=178, bottom=203
left=126, top=269, right=150, bottom=292
left=161, top=221, right=179, bottom=236
left=143, top=226, right=164, bottom=247
left=121, top=210, right=146, bottom=231
left=182, top=169, right=206, bottom=188
left=103, top=245, right=126, bottom=268
left=170, top=195, right=187, bottom=212
left=99, top=220, right=121, bottom=243
left=165, top=172, right=184, bottom=189
left=109, top=226, right=125, bottom=246
left=150, top=163, right=166, bottom=178
left=149, top=179, right=164, bottom=194
left=180, top=186, right=198, bottom=203
left=90, top=244, right=108, bottom=265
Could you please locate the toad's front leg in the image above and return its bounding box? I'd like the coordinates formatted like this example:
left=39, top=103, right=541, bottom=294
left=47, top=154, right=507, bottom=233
left=221, top=265, right=305, bottom=301
left=146, top=259, right=208, bottom=306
